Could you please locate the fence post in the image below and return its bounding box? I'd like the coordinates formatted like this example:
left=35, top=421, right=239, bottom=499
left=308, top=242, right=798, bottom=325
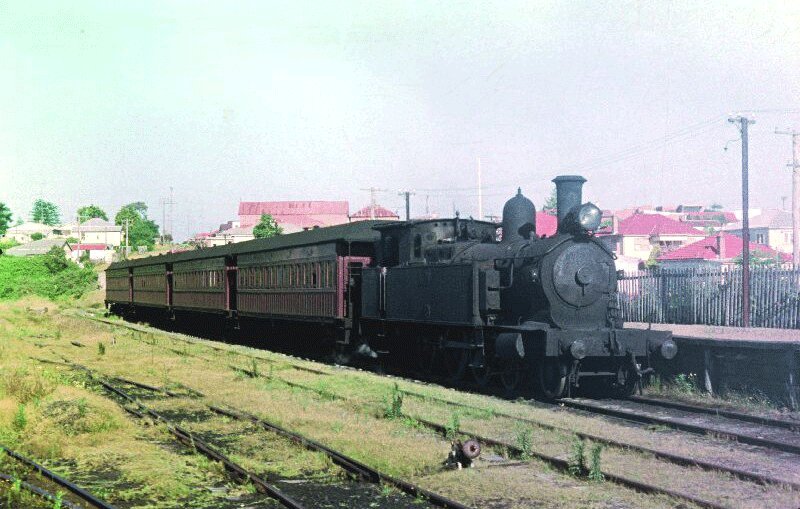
left=788, top=349, right=798, bottom=411
left=703, top=348, right=714, bottom=396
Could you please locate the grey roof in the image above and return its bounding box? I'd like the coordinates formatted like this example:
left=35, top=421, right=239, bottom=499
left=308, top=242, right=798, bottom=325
left=4, top=238, right=67, bottom=257
left=725, top=209, right=792, bottom=231
left=6, top=222, right=54, bottom=234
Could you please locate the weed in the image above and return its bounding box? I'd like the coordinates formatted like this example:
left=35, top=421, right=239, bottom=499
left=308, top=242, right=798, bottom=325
left=401, top=416, right=421, bottom=429
left=7, top=477, right=21, bottom=506
left=249, top=358, right=260, bottom=378
left=445, top=411, right=460, bottom=441
left=515, top=427, right=532, bottom=458
left=383, top=383, right=403, bottom=419
left=380, top=483, right=394, bottom=497
left=77, top=398, right=87, bottom=418
left=52, top=490, right=64, bottom=509
left=12, top=404, right=27, bottom=432
left=98, top=342, right=105, bottom=355
left=567, top=437, right=586, bottom=477
left=588, top=443, right=604, bottom=482
left=671, top=373, right=698, bottom=394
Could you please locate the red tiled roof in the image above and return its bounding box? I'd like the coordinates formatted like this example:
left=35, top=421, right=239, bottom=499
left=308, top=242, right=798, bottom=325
left=351, top=205, right=399, bottom=219
left=618, top=213, right=703, bottom=236
left=536, top=211, right=558, bottom=236
left=69, top=244, right=108, bottom=250
left=657, top=233, right=791, bottom=262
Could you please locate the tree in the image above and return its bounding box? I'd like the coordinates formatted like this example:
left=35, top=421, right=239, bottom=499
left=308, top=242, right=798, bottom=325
left=734, top=249, right=783, bottom=267
left=0, top=203, right=12, bottom=236
left=115, top=202, right=160, bottom=250
left=31, top=199, right=60, bottom=225
left=77, top=204, right=108, bottom=221
left=253, top=213, right=283, bottom=238
left=542, top=186, right=557, bottom=213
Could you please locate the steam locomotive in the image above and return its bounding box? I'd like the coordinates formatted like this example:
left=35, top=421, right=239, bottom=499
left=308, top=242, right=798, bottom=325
left=105, top=175, right=676, bottom=399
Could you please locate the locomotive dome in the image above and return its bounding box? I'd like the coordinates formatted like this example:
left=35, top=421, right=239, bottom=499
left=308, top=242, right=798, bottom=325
left=501, top=188, right=536, bottom=243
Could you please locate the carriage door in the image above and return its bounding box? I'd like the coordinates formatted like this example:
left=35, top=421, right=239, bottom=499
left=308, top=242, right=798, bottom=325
left=226, top=255, right=237, bottom=313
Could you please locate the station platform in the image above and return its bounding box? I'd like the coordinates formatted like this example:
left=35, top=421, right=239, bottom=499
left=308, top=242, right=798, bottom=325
left=626, top=323, right=799, bottom=410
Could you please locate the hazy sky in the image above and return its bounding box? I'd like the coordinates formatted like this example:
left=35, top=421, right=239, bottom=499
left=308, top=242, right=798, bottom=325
left=2, top=1, right=799, bottom=239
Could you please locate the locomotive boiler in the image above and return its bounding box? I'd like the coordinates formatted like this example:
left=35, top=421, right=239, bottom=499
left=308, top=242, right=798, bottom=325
left=358, top=175, right=676, bottom=398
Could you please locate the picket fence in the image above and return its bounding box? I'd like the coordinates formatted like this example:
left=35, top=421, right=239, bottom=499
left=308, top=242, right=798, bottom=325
left=617, top=267, right=800, bottom=328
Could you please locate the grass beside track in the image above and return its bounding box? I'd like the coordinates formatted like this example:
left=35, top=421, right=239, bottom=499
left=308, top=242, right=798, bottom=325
left=0, top=291, right=794, bottom=508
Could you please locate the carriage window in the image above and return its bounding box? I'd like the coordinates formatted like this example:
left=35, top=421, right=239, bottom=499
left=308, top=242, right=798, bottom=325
left=413, top=234, right=422, bottom=258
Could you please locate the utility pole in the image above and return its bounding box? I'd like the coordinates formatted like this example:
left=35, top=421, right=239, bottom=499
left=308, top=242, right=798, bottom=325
left=477, top=158, right=483, bottom=221
left=398, top=190, right=415, bottom=221
left=775, top=129, right=800, bottom=269
left=729, top=115, right=755, bottom=327
left=162, top=187, right=176, bottom=244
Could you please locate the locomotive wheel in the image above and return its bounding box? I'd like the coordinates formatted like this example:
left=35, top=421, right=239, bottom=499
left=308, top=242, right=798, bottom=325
left=538, top=357, right=568, bottom=400
left=499, top=359, right=520, bottom=392
left=469, top=351, right=492, bottom=388
left=611, top=365, right=639, bottom=398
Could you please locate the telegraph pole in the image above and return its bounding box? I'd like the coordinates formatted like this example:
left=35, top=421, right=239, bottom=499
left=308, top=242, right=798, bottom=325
left=730, top=115, right=755, bottom=327
left=775, top=129, right=800, bottom=268
left=398, top=190, right=415, bottom=221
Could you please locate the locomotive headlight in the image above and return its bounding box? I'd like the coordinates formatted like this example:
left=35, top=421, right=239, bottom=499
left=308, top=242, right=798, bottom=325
left=569, top=340, right=587, bottom=360
left=578, top=203, right=602, bottom=231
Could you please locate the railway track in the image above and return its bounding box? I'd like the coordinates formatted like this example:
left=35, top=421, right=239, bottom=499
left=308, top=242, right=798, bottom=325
left=558, top=396, right=800, bottom=455
left=0, top=444, right=117, bottom=509
left=43, top=358, right=473, bottom=509
left=64, top=309, right=800, bottom=507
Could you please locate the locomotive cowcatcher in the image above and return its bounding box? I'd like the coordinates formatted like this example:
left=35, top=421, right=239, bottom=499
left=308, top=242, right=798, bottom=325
left=105, top=175, right=676, bottom=399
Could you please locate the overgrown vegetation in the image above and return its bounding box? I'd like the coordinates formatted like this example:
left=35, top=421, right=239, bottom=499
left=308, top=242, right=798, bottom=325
left=0, top=246, right=96, bottom=300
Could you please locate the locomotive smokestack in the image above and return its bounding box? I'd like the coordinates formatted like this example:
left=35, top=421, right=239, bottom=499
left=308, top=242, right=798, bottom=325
left=552, top=175, right=586, bottom=224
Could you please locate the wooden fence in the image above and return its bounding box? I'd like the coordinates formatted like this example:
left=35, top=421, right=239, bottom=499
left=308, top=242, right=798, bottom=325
left=617, top=267, right=800, bottom=328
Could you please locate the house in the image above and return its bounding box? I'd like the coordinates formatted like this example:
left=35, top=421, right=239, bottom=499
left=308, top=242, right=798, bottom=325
left=4, top=238, right=67, bottom=257
left=599, top=213, right=706, bottom=263
left=724, top=209, right=793, bottom=255
left=58, top=218, right=123, bottom=247
left=68, top=243, right=115, bottom=263
left=350, top=205, right=400, bottom=221
left=656, top=232, right=791, bottom=269
left=238, top=201, right=350, bottom=233
left=204, top=225, right=256, bottom=246
left=3, top=222, right=54, bottom=243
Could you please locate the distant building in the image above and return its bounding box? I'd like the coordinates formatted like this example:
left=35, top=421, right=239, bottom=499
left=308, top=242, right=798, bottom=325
left=204, top=225, right=256, bottom=246
left=68, top=243, right=115, bottom=263
left=58, top=218, right=122, bottom=247
left=5, top=238, right=67, bottom=256
left=657, top=232, right=791, bottom=268
left=599, top=213, right=706, bottom=264
left=3, top=222, right=54, bottom=243
left=724, top=209, right=793, bottom=254
left=350, top=205, right=400, bottom=222
left=238, top=201, right=350, bottom=233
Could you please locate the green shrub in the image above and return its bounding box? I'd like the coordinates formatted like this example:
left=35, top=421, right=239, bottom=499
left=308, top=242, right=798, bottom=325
left=0, top=247, right=96, bottom=300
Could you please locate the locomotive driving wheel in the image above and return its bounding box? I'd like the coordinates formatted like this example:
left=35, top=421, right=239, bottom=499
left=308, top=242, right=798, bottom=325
left=498, top=359, right=520, bottom=393
left=610, top=362, right=639, bottom=398
left=538, top=357, right=568, bottom=400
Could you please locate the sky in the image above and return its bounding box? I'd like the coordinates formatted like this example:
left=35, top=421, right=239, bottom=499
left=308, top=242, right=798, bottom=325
left=2, top=1, right=799, bottom=240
